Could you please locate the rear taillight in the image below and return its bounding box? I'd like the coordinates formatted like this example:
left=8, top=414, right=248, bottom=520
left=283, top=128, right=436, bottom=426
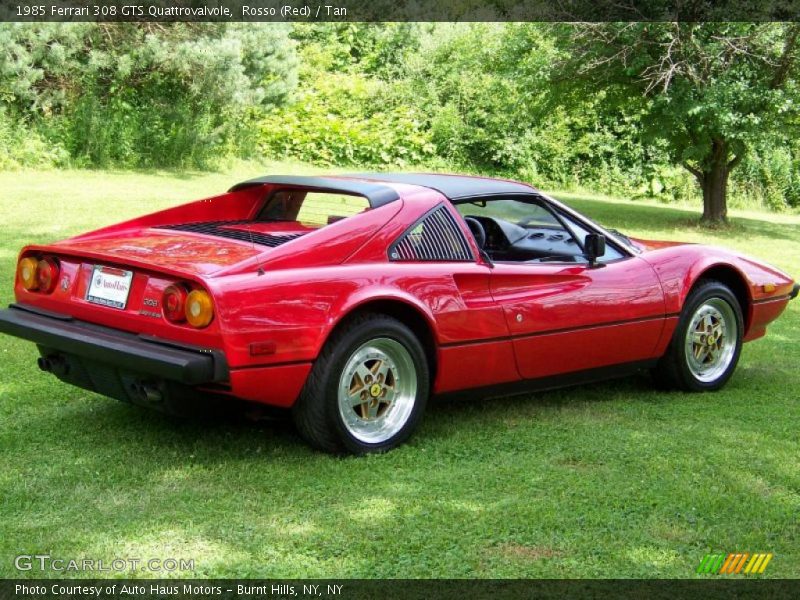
left=36, top=257, right=59, bottom=293
left=163, top=285, right=188, bottom=323
left=17, top=256, right=59, bottom=293
left=185, top=290, right=214, bottom=328
left=18, top=257, right=39, bottom=291
left=163, top=283, right=213, bottom=328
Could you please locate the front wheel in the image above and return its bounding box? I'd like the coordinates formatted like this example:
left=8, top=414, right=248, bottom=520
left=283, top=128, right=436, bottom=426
left=292, top=313, right=430, bottom=454
left=652, top=280, right=744, bottom=391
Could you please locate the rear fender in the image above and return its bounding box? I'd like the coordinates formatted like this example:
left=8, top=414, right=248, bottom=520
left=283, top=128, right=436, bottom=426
left=319, top=287, right=439, bottom=358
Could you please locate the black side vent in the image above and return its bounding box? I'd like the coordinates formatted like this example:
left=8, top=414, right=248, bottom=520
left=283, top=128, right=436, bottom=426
left=389, top=206, right=473, bottom=262
left=155, top=221, right=304, bottom=249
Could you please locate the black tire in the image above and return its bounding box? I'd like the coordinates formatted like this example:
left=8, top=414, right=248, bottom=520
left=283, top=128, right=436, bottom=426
left=652, top=280, right=744, bottom=391
left=292, top=313, right=430, bottom=454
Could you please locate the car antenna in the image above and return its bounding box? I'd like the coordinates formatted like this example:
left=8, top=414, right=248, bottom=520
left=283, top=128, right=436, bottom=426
left=248, top=189, right=266, bottom=276
left=253, top=228, right=266, bottom=276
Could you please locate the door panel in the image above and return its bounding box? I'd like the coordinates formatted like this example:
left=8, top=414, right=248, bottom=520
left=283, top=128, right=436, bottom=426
left=490, top=257, right=666, bottom=379
left=435, top=340, right=520, bottom=393
left=386, top=262, right=521, bottom=394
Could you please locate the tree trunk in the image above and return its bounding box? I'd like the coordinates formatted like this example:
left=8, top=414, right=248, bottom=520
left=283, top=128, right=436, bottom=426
left=687, top=138, right=736, bottom=226
left=701, top=154, right=729, bottom=224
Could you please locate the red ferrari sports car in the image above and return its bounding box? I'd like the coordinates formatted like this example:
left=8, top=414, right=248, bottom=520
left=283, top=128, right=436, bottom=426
left=1, top=173, right=796, bottom=453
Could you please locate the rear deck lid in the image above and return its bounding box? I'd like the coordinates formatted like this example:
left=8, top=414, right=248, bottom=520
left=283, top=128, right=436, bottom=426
left=51, top=223, right=309, bottom=276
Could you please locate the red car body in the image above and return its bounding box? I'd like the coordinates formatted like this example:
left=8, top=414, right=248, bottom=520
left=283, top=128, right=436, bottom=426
left=1, top=173, right=796, bottom=425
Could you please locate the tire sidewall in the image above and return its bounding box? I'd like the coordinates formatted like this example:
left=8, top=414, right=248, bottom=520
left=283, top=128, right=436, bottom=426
left=675, top=282, right=744, bottom=391
left=322, top=316, right=430, bottom=454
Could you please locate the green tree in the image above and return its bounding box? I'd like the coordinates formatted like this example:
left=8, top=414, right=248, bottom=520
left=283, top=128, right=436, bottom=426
left=0, top=23, right=297, bottom=167
left=562, top=22, right=800, bottom=223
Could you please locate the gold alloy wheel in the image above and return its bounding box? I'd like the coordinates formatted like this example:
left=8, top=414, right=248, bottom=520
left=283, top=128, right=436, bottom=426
left=338, top=337, right=418, bottom=444
left=684, top=297, right=738, bottom=383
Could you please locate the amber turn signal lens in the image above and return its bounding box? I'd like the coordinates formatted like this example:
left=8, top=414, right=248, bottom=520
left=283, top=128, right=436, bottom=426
left=18, top=257, right=39, bottom=290
left=185, top=290, right=214, bottom=328
left=36, top=257, right=59, bottom=293
left=163, top=284, right=188, bottom=322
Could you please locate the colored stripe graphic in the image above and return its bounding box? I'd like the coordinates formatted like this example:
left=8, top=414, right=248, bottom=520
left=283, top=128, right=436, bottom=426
left=733, top=553, right=749, bottom=574
left=697, top=553, right=773, bottom=575
left=744, top=554, right=762, bottom=574
left=719, top=554, right=737, bottom=573
left=696, top=554, right=725, bottom=574
left=758, top=554, right=773, bottom=574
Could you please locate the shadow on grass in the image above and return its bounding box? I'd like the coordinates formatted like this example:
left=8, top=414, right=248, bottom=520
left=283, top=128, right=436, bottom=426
left=5, top=371, right=654, bottom=457
left=431, top=372, right=656, bottom=413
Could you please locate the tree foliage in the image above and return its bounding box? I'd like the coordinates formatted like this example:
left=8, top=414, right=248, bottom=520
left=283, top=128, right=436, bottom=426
left=0, top=23, right=297, bottom=167
left=1, top=22, right=799, bottom=217
left=561, top=22, right=800, bottom=222
left=257, top=23, right=434, bottom=167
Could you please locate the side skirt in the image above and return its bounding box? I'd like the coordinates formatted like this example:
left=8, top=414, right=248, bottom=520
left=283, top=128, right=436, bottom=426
left=433, top=359, right=658, bottom=403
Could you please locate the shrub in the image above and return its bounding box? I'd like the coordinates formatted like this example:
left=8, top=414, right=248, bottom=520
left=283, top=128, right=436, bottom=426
left=0, top=109, right=68, bottom=169
left=730, top=143, right=800, bottom=210
left=259, top=72, right=434, bottom=167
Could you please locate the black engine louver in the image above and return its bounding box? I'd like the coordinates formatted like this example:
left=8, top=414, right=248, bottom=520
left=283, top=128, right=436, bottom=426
left=155, top=221, right=304, bottom=248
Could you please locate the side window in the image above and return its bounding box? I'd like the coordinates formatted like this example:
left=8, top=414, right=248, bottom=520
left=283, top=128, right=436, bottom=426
left=390, top=206, right=473, bottom=262
left=558, top=212, right=625, bottom=262
left=456, top=197, right=583, bottom=263
left=455, top=197, right=628, bottom=264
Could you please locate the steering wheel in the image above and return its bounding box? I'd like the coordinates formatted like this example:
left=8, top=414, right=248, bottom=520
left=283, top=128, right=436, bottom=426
left=464, top=216, right=487, bottom=249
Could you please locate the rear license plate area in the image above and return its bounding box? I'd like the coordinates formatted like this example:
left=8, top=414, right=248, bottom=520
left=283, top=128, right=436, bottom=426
left=85, top=265, right=133, bottom=309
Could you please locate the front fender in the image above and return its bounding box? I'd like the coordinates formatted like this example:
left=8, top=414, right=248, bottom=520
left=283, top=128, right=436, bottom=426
left=641, top=244, right=794, bottom=340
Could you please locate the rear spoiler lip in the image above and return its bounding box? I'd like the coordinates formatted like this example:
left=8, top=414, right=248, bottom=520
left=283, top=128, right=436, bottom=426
left=17, top=241, right=220, bottom=282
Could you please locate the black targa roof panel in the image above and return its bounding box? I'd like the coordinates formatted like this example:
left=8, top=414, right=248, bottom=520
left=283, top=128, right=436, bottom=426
left=349, top=173, right=538, bottom=200
left=229, top=175, right=401, bottom=208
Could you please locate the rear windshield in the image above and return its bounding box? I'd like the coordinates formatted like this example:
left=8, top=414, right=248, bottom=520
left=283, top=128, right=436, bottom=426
left=257, top=189, right=370, bottom=228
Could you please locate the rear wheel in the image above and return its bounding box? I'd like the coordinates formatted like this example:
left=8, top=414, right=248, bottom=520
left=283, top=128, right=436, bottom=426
left=292, top=313, right=430, bottom=454
left=652, top=280, right=743, bottom=391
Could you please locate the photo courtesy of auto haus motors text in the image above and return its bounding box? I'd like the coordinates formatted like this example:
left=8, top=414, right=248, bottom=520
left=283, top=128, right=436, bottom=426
left=15, top=583, right=344, bottom=597
left=0, top=1, right=798, bottom=600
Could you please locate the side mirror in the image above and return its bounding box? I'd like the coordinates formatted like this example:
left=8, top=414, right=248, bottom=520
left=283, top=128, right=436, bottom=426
left=584, top=233, right=606, bottom=268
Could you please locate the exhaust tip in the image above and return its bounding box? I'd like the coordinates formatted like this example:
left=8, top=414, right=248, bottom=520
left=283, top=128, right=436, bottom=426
left=130, top=382, right=163, bottom=403
left=142, top=384, right=163, bottom=403
left=38, top=355, right=68, bottom=375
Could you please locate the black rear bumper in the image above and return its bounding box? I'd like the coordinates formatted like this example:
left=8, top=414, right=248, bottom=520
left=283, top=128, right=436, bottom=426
left=0, top=303, right=228, bottom=385
left=791, top=283, right=799, bottom=300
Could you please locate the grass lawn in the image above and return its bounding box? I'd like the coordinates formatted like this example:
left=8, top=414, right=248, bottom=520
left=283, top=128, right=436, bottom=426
left=0, top=163, right=798, bottom=579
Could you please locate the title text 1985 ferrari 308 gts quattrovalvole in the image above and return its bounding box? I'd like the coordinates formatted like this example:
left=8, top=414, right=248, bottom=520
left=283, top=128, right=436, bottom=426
left=1, top=173, right=796, bottom=453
